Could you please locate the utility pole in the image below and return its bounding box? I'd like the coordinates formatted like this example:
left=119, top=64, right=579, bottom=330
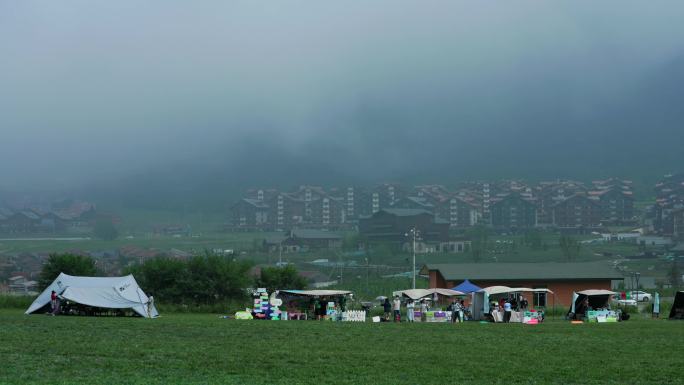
left=405, top=227, right=420, bottom=290
left=413, top=229, right=416, bottom=289
left=365, top=257, right=369, bottom=294
left=278, top=239, right=282, bottom=266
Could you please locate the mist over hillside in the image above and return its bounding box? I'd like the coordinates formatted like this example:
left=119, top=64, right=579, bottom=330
left=1, top=1, right=683, bottom=209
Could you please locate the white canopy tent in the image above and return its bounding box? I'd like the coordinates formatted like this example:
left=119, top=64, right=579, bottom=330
left=392, top=288, right=464, bottom=300
left=26, top=273, right=158, bottom=318
left=278, top=289, right=352, bottom=297
left=471, top=286, right=555, bottom=321
left=568, top=289, right=616, bottom=319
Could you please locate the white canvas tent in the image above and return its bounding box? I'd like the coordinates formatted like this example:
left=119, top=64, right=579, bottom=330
left=392, top=288, right=464, bottom=300
left=568, top=289, right=615, bottom=320
left=26, top=273, right=158, bottom=318
left=471, top=286, right=555, bottom=321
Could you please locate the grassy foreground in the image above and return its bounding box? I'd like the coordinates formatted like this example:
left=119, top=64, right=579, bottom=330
left=1, top=310, right=683, bottom=385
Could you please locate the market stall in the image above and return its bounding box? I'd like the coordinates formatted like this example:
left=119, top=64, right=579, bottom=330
left=450, top=280, right=482, bottom=294
left=277, top=289, right=354, bottom=321
left=471, top=286, right=554, bottom=323
left=568, top=289, right=616, bottom=321
left=392, top=288, right=464, bottom=322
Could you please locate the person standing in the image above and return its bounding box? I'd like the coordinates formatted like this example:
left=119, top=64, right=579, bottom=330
left=50, top=290, right=58, bottom=315
left=383, top=298, right=392, bottom=321
left=420, top=299, right=428, bottom=322
left=406, top=299, right=415, bottom=322
left=451, top=300, right=460, bottom=323
left=314, top=297, right=322, bottom=320
left=503, top=299, right=512, bottom=323
left=392, top=296, right=401, bottom=322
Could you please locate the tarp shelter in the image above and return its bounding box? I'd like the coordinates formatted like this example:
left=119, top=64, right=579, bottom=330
left=568, top=289, right=615, bottom=320
left=451, top=280, right=482, bottom=294
left=392, top=288, right=464, bottom=300
left=669, top=291, right=684, bottom=319
left=278, top=289, right=352, bottom=297
left=25, top=273, right=158, bottom=318
left=471, top=286, right=555, bottom=321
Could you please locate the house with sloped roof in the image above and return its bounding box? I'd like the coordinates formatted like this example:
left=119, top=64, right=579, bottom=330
left=229, top=198, right=270, bottom=230
left=421, top=261, right=624, bottom=306
left=552, top=194, right=602, bottom=232
left=358, top=208, right=461, bottom=253
left=1, top=211, right=41, bottom=233
left=263, top=229, right=343, bottom=253
left=588, top=188, right=636, bottom=226
left=488, top=192, right=538, bottom=231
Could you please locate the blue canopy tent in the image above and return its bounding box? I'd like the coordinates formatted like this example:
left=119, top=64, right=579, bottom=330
left=451, top=280, right=482, bottom=294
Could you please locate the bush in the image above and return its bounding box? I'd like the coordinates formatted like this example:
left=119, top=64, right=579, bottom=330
left=0, top=295, right=34, bottom=309
left=255, top=265, right=307, bottom=293
left=40, top=253, right=98, bottom=289
left=124, top=253, right=253, bottom=307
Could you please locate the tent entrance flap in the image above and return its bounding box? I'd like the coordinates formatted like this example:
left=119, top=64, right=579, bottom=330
left=669, top=291, right=684, bottom=319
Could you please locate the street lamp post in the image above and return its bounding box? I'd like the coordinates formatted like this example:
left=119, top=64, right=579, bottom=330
left=364, top=257, right=369, bottom=294
left=278, top=239, right=283, bottom=266
left=405, top=228, right=420, bottom=290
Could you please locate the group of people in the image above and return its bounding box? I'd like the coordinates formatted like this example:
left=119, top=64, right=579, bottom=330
left=488, top=295, right=528, bottom=323
left=382, top=296, right=466, bottom=322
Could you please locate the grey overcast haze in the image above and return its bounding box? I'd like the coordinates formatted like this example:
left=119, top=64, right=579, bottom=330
left=1, top=1, right=684, bottom=206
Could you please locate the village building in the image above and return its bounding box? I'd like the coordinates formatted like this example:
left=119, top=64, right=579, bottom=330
left=229, top=198, right=270, bottom=230
left=588, top=187, right=636, bottom=226
left=263, top=229, right=343, bottom=253
left=8, top=275, right=38, bottom=294
left=267, top=193, right=306, bottom=230
left=535, top=180, right=587, bottom=226
left=488, top=193, right=538, bottom=231
left=358, top=208, right=464, bottom=253
left=552, top=194, right=603, bottom=232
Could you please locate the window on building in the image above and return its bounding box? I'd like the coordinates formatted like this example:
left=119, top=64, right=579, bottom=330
left=533, top=285, right=547, bottom=307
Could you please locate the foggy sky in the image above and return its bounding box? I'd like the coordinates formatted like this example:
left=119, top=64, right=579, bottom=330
left=1, top=1, right=684, bottom=195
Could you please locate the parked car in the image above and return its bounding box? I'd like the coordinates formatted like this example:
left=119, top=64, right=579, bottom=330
left=616, top=299, right=637, bottom=306
left=612, top=295, right=637, bottom=306
left=628, top=291, right=652, bottom=302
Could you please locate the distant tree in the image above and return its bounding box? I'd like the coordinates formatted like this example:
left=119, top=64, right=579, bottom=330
left=40, top=253, right=98, bottom=289
left=559, top=235, right=581, bottom=262
left=467, top=225, right=489, bottom=263
left=93, top=217, right=118, bottom=241
left=256, top=265, right=308, bottom=293
left=668, top=260, right=681, bottom=290
left=125, top=257, right=187, bottom=303
left=124, top=253, right=252, bottom=305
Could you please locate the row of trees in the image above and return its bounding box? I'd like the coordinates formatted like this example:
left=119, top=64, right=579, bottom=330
left=39, top=253, right=308, bottom=306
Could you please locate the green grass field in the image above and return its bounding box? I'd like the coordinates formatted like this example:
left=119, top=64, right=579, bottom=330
left=1, top=310, right=683, bottom=385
